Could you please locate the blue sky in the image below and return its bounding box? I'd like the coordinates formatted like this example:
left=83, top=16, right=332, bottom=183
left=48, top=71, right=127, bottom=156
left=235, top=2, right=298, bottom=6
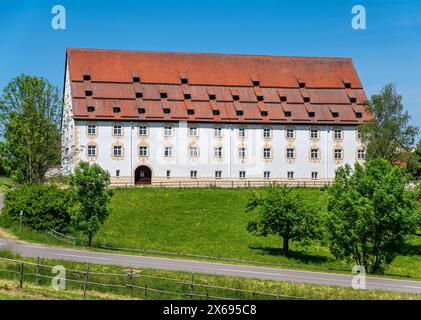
left=0, top=0, right=420, bottom=129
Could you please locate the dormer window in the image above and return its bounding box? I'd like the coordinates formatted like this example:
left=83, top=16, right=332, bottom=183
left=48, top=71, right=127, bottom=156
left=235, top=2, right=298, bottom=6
left=260, top=111, right=268, bottom=117
left=87, top=106, right=95, bottom=113
left=252, top=80, right=260, bottom=86
left=135, top=92, right=143, bottom=98
left=284, top=111, right=292, bottom=117
left=184, top=93, right=191, bottom=99
left=236, top=110, right=244, bottom=116
left=344, top=82, right=352, bottom=88
left=181, top=78, right=188, bottom=84
left=160, top=92, right=168, bottom=99
left=213, top=109, right=220, bottom=116
left=138, top=108, right=145, bottom=114
left=85, top=90, right=93, bottom=96
left=83, top=74, right=91, bottom=81
left=308, top=112, right=315, bottom=118
left=350, top=97, right=357, bottom=103
left=280, top=96, right=287, bottom=102
left=113, top=107, right=121, bottom=113
left=299, top=82, right=306, bottom=88
left=163, top=108, right=171, bottom=114
left=332, top=112, right=339, bottom=118
left=232, top=94, right=240, bottom=101
left=257, top=95, right=264, bottom=101
left=132, top=76, right=140, bottom=83
left=303, top=97, right=310, bottom=103
left=355, top=112, right=363, bottom=118
left=187, top=109, right=195, bottom=115
left=209, top=93, right=216, bottom=100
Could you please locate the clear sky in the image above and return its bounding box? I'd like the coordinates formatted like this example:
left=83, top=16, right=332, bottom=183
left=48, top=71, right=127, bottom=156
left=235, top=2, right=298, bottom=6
left=0, top=0, right=420, bottom=129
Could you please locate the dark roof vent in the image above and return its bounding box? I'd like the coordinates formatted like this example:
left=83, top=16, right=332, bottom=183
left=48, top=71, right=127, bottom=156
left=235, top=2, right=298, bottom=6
left=344, top=82, right=352, bottom=88
left=85, top=90, right=93, bottom=97
left=252, top=80, right=260, bottom=86
left=355, top=112, right=363, bottom=118
left=209, top=94, right=216, bottom=100
left=284, top=111, right=292, bottom=117
left=160, top=92, right=168, bottom=99
left=135, top=92, right=143, bottom=98
left=83, top=74, right=91, bottom=81
left=332, top=112, right=339, bottom=118
left=187, top=109, right=195, bottom=115
left=236, top=110, right=244, bottom=116
left=232, top=94, right=240, bottom=101
left=163, top=108, right=171, bottom=114
left=260, top=111, right=268, bottom=117
left=257, top=95, right=264, bottom=102
left=184, top=93, right=191, bottom=100
left=113, top=107, right=121, bottom=113
left=299, top=82, right=306, bottom=88
left=181, top=78, right=188, bottom=84
left=308, top=111, right=316, bottom=117
left=350, top=97, right=357, bottom=103
left=138, top=108, right=145, bottom=114
left=303, top=97, right=310, bottom=103
left=87, top=106, right=95, bottom=112
left=132, top=76, right=140, bottom=83
left=212, top=109, right=220, bottom=116
left=280, top=96, right=287, bottom=102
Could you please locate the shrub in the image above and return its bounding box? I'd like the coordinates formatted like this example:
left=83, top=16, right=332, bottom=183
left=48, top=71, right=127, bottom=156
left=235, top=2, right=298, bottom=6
left=2, top=184, right=70, bottom=231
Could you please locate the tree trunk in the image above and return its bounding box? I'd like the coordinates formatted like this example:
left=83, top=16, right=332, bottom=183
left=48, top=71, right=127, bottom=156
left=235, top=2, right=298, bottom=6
left=283, top=237, right=289, bottom=256
left=88, top=234, right=93, bottom=247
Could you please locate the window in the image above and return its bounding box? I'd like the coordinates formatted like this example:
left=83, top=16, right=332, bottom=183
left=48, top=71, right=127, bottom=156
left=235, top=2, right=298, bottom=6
left=311, top=172, right=318, bottom=180
left=139, top=126, right=147, bottom=136
left=287, top=171, right=294, bottom=179
left=332, top=112, right=339, bottom=118
left=83, top=74, right=91, bottom=81
left=286, top=148, right=295, bottom=159
left=163, top=108, right=171, bottom=114
left=113, top=146, right=123, bottom=157
left=344, top=82, right=352, bottom=89
left=236, top=110, right=244, bottom=116
left=190, top=170, right=197, bottom=179
left=334, top=149, right=343, bottom=160
left=87, top=106, right=95, bottom=113
left=215, top=171, right=222, bottom=179
left=299, top=82, right=306, bottom=88
left=257, top=95, right=264, bottom=102
left=357, top=130, right=362, bottom=140
left=189, top=146, right=199, bottom=157
left=189, top=127, right=198, bottom=137
left=85, top=90, right=93, bottom=96
left=116, top=170, right=120, bottom=177
left=184, top=93, right=191, bottom=100
left=263, top=128, right=271, bottom=138
left=310, top=129, right=319, bottom=139
left=209, top=93, right=216, bottom=100
left=139, top=146, right=148, bottom=157
left=350, top=97, right=357, bottom=103
left=113, top=107, right=121, bottom=113
left=264, top=171, right=270, bottom=179
left=357, top=149, right=365, bottom=160
left=87, top=125, right=96, bottom=135
left=214, top=147, right=223, bottom=158
left=284, top=111, right=292, bottom=117
left=263, top=148, right=272, bottom=159
left=187, top=109, right=194, bottom=115
left=238, top=147, right=246, bottom=159
left=160, top=92, right=168, bottom=99
left=310, top=148, right=319, bottom=160
left=181, top=77, right=188, bottom=84
left=135, top=92, right=143, bottom=98
left=308, top=111, right=315, bottom=117
left=355, top=112, right=363, bottom=118
left=334, top=129, right=343, bottom=140
left=138, top=107, right=145, bottom=114
left=232, top=94, right=240, bottom=101
left=286, top=128, right=294, bottom=139
left=87, top=145, right=96, bottom=156
left=260, top=110, right=268, bottom=116
left=164, top=146, right=173, bottom=157
left=238, top=128, right=246, bottom=138
left=280, top=96, right=287, bottom=102
left=239, top=171, right=246, bottom=179
left=214, top=127, right=222, bottom=138
left=166, top=170, right=171, bottom=178
left=212, top=109, right=220, bottom=116
left=164, top=126, right=173, bottom=136
left=113, top=125, right=122, bottom=136
left=132, top=76, right=140, bottom=82
left=252, top=80, right=260, bottom=86
left=303, top=97, right=310, bottom=103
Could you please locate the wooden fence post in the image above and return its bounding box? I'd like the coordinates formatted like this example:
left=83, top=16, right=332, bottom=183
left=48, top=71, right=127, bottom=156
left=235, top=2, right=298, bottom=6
left=144, top=283, right=148, bottom=300
left=19, top=263, right=24, bottom=289
left=36, top=257, right=40, bottom=286
left=128, top=269, right=134, bottom=298
left=83, top=266, right=90, bottom=300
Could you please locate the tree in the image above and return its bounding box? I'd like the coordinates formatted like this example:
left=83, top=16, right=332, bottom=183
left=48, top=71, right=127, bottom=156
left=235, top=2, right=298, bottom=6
left=246, top=185, right=320, bottom=256
left=359, top=84, right=418, bottom=163
left=326, top=159, right=420, bottom=274
left=69, top=162, right=113, bottom=246
left=0, top=74, right=62, bottom=184
left=405, top=140, right=421, bottom=179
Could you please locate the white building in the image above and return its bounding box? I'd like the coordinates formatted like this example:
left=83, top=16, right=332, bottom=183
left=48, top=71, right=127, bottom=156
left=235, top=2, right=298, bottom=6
left=62, top=49, right=370, bottom=186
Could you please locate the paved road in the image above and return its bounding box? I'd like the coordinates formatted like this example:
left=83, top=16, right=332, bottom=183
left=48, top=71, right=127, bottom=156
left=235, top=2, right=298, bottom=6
left=1, top=238, right=421, bottom=294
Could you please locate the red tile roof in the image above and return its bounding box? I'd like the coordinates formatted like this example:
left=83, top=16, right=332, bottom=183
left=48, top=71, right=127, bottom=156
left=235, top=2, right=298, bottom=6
left=66, top=48, right=371, bottom=124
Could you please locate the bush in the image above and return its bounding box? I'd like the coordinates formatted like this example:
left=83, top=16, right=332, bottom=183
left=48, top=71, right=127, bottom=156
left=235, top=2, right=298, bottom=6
left=2, top=184, right=70, bottom=231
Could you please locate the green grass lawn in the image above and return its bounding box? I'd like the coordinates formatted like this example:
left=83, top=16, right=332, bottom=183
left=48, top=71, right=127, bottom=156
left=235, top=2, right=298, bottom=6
left=0, top=176, right=12, bottom=193
left=0, top=249, right=418, bottom=300
left=4, top=187, right=421, bottom=279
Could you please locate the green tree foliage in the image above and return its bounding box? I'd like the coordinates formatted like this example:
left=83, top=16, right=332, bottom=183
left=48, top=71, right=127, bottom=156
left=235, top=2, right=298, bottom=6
left=406, top=140, right=421, bottom=179
left=69, top=162, right=113, bottom=246
left=246, top=185, right=320, bottom=256
left=0, top=74, right=62, bottom=184
left=0, top=141, right=11, bottom=176
left=360, top=84, right=418, bottom=163
left=2, top=184, right=70, bottom=231
left=326, top=159, right=420, bottom=274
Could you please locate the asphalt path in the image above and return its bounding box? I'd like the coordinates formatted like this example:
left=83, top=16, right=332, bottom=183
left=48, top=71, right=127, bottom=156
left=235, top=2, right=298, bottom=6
left=1, top=237, right=421, bottom=295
